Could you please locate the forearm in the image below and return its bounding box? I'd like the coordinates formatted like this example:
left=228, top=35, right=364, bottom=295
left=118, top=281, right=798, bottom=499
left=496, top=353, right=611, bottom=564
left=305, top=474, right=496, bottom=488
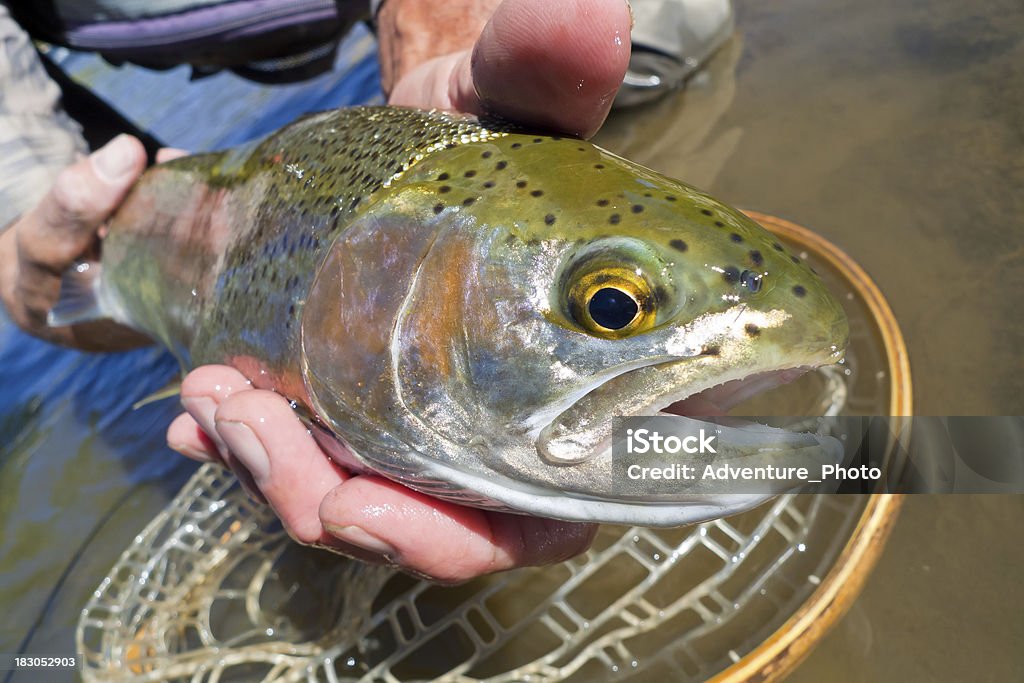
left=0, top=4, right=88, bottom=231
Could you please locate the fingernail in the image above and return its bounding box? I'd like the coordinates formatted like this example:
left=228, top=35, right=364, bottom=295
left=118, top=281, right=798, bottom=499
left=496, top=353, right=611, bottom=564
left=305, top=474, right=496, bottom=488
left=217, top=421, right=271, bottom=482
left=180, top=396, right=228, bottom=454
left=90, top=134, right=137, bottom=183
left=324, top=524, right=398, bottom=560
left=169, top=441, right=216, bottom=463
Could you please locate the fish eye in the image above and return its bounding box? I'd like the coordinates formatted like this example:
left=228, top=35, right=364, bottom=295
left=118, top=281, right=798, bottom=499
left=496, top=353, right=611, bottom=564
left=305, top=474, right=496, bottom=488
left=588, top=287, right=638, bottom=329
left=568, top=266, right=655, bottom=338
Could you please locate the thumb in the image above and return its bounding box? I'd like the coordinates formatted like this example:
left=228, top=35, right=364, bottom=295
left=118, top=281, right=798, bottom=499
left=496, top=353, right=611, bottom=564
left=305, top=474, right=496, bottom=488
left=21, top=134, right=147, bottom=270
left=469, top=0, right=631, bottom=138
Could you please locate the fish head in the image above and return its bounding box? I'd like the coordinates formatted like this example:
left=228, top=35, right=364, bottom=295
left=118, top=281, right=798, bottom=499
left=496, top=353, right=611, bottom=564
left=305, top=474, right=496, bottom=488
left=303, top=133, right=848, bottom=525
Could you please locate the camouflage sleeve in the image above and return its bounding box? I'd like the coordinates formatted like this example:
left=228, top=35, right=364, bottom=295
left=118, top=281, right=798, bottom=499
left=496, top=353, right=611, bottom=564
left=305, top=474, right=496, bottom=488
left=0, top=4, right=88, bottom=231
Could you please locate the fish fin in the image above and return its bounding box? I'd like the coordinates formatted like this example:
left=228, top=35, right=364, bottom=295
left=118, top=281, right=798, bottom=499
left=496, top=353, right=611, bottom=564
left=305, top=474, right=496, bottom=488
left=47, top=261, right=106, bottom=327
left=132, top=380, right=182, bottom=410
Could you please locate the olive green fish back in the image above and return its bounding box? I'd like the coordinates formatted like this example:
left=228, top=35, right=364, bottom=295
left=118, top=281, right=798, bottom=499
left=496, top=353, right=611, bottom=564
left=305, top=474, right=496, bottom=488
left=103, top=107, right=511, bottom=376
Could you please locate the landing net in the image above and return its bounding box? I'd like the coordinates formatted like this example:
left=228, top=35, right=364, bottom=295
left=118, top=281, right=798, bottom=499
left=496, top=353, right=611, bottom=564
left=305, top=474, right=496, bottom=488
left=77, top=464, right=865, bottom=682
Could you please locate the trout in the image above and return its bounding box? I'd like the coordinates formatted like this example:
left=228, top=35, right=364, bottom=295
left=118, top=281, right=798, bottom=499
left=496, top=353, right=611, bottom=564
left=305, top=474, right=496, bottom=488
left=52, top=107, right=848, bottom=526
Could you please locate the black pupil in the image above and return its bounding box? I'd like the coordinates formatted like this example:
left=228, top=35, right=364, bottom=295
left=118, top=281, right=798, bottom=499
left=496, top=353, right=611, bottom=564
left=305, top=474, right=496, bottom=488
left=588, top=288, right=639, bottom=330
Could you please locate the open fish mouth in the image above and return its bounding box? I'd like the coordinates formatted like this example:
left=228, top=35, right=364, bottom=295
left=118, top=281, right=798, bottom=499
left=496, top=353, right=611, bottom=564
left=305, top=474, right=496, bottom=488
left=536, top=358, right=842, bottom=467
left=662, top=366, right=814, bottom=416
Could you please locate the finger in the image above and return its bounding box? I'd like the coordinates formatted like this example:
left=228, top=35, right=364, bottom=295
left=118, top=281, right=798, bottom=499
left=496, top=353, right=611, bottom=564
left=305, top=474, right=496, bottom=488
left=179, top=365, right=252, bottom=462
left=214, top=389, right=349, bottom=543
left=156, top=148, right=189, bottom=164
left=18, top=134, right=146, bottom=270
left=470, top=0, right=631, bottom=137
left=167, top=412, right=219, bottom=463
left=319, top=476, right=597, bottom=583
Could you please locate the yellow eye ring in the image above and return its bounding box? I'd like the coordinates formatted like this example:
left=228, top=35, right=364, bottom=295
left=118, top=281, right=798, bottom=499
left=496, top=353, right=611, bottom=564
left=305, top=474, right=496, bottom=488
left=568, top=268, right=656, bottom=338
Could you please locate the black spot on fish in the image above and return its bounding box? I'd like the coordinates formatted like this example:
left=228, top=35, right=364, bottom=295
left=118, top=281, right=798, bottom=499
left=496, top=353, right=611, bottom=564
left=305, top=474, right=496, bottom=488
left=597, top=199, right=610, bottom=207
left=577, top=147, right=586, bottom=152
left=632, top=204, right=644, bottom=214
left=551, top=135, right=563, bottom=140
left=609, top=213, right=621, bottom=225
left=654, top=285, right=669, bottom=303
left=714, top=220, right=725, bottom=228
left=745, top=324, right=761, bottom=337
left=439, top=185, right=451, bottom=193
left=644, top=192, right=653, bottom=198
left=701, top=209, right=714, bottom=216
left=437, top=172, right=450, bottom=181
left=594, top=164, right=605, bottom=169
left=483, top=181, right=495, bottom=188
left=790, top=255, right=801, bottom=264
left=511, top=142, right=522, bottom=149
left=670, top=239, right=688, bottom=252
left=482, top=151, right=492, bottom=159
left=496, top=161, right=508, bottom=170
left=793, top=285, right=807, bottom=297
left=464, top=170, right=477, bottom=178
left=463, top=197, right=476, bottom=206
left=516, top=180, right=528, bottom=188
left=666, top=195, right=677, bottom=201
left=749, top=250, right=763, bottom=266
left=730, top=233, right=743, bottom=243
left=533, top=138, right=543, bottom=143
left=545, top=214, right=556, bottom=225
left=722, top=266, right=740, bottom=283
left=703, top=345, right=721, bottom=356
left=433, top=203, right=444, bottom=214
left=772, top=242, right=784, bottom=252
left=531, top=189, right=544, bottom=197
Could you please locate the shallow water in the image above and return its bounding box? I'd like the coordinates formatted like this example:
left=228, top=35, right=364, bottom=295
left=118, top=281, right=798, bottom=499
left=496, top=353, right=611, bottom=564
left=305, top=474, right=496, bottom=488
left=596, top=0, right=1024, bottom=679
left=1, top=1, right=1022, bottom=681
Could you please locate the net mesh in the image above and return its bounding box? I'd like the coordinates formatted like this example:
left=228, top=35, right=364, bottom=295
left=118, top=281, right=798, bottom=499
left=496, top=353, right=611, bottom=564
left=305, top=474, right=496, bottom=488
left=77, top=464, right=866, bottom=682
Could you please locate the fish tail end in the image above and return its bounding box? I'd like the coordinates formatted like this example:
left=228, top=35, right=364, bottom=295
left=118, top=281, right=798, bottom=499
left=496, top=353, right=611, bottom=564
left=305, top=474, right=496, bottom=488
left=48, top=260, right=107, bottom=327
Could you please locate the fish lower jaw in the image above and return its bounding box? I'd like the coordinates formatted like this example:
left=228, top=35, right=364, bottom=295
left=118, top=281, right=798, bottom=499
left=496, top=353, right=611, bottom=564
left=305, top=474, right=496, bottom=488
left=368, top=358, right=844, bottom=527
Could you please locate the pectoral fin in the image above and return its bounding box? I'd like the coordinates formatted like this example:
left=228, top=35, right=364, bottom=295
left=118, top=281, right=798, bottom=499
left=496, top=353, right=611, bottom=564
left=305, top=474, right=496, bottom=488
left=48, top=261, right=107, bottom=327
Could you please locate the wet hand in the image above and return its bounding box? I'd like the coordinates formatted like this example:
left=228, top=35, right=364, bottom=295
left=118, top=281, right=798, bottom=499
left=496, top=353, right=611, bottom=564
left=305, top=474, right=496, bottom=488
left=380, top=0, right=631, bottom=139
left=168, top=366, right=597, bottom=582
left=0, top=134, right=151, bottom=349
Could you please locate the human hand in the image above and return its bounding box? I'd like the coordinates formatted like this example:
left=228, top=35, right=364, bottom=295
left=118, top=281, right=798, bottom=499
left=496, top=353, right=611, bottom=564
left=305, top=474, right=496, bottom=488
left=380, top=0, right=632, bottom=138
left=0, top=134, right=152, bottom=349
left=170, top=0, right=631, bottom=581
left=168, top=366, right=597, bottom=582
